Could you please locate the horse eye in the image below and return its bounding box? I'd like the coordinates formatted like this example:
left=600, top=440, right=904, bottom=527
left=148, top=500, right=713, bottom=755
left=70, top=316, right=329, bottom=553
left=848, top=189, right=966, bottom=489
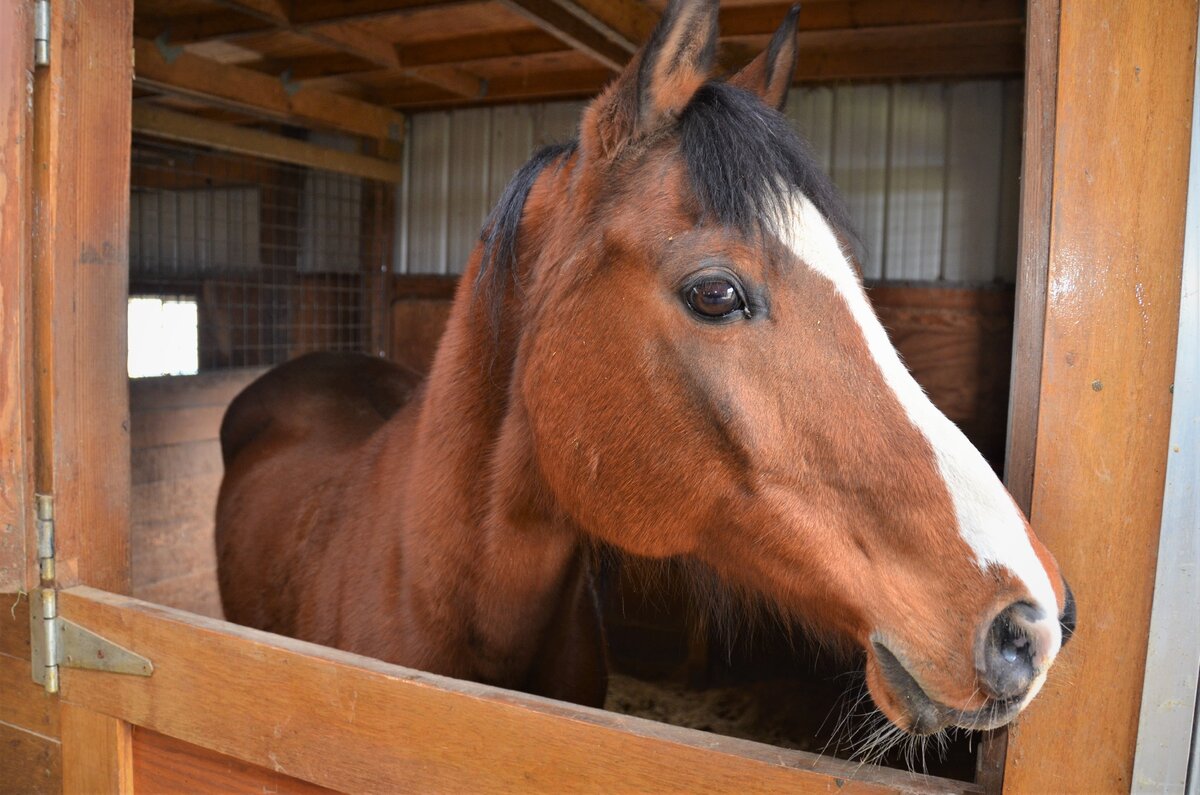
left=686, top=279, right=745, bottom=319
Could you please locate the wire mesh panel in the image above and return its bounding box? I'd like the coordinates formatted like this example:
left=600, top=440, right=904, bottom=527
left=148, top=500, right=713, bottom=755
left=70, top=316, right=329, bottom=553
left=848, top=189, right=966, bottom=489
left=130, top=137, right=392, bottom=372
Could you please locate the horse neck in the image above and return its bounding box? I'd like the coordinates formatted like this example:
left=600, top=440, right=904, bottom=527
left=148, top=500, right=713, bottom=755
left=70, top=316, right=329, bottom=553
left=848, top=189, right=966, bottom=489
left=386, top=246, right=603, bottom=702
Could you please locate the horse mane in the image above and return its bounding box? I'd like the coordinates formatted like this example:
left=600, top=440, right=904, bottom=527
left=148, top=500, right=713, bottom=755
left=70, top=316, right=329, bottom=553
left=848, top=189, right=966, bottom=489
left=677, top=81, right=857, bottom=249
left=476, top=139, right=578, bottom=323
left=475, top=80, right=857, bottom=315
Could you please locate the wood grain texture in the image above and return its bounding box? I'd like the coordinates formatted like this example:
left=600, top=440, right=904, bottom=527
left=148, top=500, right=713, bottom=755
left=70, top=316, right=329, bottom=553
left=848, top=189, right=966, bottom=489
left=132, top=106, right=404, bottom=183
left=0, top=651, right=60, bottom=740
left=1002, top=1, right=1199, bottom=792
left=59, top=587, right=979, bottom=795
left=129, top=371, right=261, bottom=618
left=0, top=0, right=33, bottom=594
left=31, top=0, right=133, bottom=593
left=133, top=38, right=405, bottom=142
left=60, top=703, right=132, bottom=795
left=133, top=728, right=337, bottom=795
left=0, top=721, right=61, bottom=795
left=986, top=1, right=1064, bottom=789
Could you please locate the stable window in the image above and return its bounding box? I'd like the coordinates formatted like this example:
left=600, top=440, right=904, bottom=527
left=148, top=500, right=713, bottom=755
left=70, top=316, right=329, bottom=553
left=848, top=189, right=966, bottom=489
left=127, top=296, right=200, bottom=378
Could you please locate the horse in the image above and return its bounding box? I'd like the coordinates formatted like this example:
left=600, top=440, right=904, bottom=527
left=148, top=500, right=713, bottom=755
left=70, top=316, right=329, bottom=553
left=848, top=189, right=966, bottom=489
left=216, top=0, right=1075, bottom=739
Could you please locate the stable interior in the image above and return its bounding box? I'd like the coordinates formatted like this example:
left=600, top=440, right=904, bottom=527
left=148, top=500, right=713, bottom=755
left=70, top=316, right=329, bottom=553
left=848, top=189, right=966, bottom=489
left=128, top=0, right=1027, bottom=784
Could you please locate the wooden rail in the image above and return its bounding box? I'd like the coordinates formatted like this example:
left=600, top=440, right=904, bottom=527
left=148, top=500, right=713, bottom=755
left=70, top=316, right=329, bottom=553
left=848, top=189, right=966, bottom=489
left=55, top=587, right=980, bottom=794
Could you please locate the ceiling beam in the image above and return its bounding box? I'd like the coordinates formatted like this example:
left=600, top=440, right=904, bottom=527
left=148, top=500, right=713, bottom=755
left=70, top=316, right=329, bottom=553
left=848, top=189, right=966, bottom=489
left=495, top=0, right=633, bottom=70
left=133, top=37, right=405, bottom=141
left=144, top=0, right=484, bottom=97
left=132, top=105, right=404, bottom=183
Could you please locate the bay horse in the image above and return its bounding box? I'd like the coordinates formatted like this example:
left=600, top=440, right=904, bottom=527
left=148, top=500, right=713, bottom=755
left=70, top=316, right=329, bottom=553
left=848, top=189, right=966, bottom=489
left=217, top=0, right=1075, bottom=741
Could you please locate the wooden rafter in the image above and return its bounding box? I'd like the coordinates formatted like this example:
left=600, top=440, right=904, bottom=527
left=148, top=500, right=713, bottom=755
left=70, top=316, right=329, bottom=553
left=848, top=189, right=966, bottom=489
left=140, top=0, right=485, bottom=98
left=132, top=105, right=404, bottom=182
left=133, top=37, right=405, bottom=141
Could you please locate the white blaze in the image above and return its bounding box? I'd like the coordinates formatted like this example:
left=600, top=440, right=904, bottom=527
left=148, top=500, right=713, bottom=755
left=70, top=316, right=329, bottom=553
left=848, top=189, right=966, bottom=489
left=773, top=194, right=1062, bottom=671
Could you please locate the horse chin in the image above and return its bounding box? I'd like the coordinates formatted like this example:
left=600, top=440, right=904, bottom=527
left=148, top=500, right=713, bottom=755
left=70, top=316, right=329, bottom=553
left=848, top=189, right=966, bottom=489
left=864, top=641, right=1026, bottom=736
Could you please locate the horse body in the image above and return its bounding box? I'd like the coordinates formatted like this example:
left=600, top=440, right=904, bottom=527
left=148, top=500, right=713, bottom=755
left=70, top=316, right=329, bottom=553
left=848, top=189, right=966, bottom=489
left=218, top=0, right=1074, bottom=740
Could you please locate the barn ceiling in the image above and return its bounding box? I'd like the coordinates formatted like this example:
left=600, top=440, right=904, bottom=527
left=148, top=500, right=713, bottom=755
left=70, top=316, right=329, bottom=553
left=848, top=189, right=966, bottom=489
left=131, top=0, right=1025, bottom=162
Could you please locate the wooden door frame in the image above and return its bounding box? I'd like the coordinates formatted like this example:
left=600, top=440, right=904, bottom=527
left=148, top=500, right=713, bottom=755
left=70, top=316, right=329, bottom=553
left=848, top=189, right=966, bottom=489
left=986, top=0, right=1199, bottom=792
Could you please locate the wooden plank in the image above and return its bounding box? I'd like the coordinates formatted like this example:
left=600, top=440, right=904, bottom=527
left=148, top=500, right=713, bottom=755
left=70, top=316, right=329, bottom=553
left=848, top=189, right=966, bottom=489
left=31, top=0, right=132, bottom=593
left=133, top=39, right=405, bottom=142
left=60, top=703, right=133, bottom=795
left=0, top=651, right=60, bottom=739
left=986, top=21, right=1073, bottom=794
left=133, top=106, right=404, bottom=184
left=131, top=440, right=223, bottom=485
left=129, top=368, right=263, bottom=412
left=132, top=513, right=219, bottom=591
left=131, top=474, right=223, bottom=526
left=0, top=592, right=31, bottom=661
left=0, top=0, right=33, bottom=593
left=391, top=300, right=454, bottom=374
left=132, top=569, right=224, bottom=620
left=59, top=587, right=980, bottom=795
left=497, top=0, right=628, bottom=71
left=0, top=721, right=61, bottom=795
left=134, top=728, right=337, bottom=794
left=719, top=0, right=1024, bottom=37
left=131, top=405, right=228, bottom=450
left=1001, top=0, right=1199, bottom=791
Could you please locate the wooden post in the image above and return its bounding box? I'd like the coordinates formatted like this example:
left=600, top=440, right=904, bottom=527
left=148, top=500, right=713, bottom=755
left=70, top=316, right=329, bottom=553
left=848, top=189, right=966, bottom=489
left=0, top=0, right=34, bottom=593
left=60, top=703, right=133, bottom=794
left=30, top=0, right=134, bottom=593
left=1001, top=0, right=1199, bottom=791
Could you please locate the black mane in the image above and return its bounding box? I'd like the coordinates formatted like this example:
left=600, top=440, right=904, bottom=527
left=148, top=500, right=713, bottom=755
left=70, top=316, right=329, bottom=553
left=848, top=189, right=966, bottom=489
left=678, top=81, right=855, bottom=247
left=476, top=81, right=855, bottom=308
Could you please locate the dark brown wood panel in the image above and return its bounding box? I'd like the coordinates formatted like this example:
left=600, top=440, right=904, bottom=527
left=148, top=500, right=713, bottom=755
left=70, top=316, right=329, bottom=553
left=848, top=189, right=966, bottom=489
left=0, top=721, right=61, bottom=795
left=0, top=651, right=60, bottom=740
left=1002, top=0, right=1199, bottom=790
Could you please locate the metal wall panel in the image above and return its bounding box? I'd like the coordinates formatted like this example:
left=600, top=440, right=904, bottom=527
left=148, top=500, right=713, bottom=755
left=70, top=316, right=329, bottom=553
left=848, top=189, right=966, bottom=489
left=885, top=83, right=946, bottom=281
left=447, top=108, right=492, bottom=271
left=399, top=84, right=1021, bottom=283
left=942, top=81, right=1004, bottom=282
left=406, top=112, right=451, bottom=274
left=831, top=84, right=889, bottom=279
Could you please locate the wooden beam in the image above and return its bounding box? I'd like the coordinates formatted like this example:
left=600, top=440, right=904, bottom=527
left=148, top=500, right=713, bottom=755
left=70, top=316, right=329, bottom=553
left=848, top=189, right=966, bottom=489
left=132, top=106, right=404, bottom=183
left=719, top=0, right=1024, bottom=37
left=133, top=37, right=405, bottom=141
left=31, top=0, right=132, bottom=593
left=1001, top=0, right=1199, bottom=791
left=497, top=0, right=629, bottom=70
left=59, top=586, right=980, bottom=795
left=379, top=67, right=613, bottom=108
left=136, top=0, right=471, bottom=44
left=142, top=0, right=485, bottom=97
left=0, top=0, right=35, bottom=592
left=61, top=704, right=133, bottom=795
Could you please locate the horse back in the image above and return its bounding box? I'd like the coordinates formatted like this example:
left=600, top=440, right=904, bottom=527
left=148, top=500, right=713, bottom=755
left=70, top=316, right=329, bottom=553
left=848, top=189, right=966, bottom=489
left=216, top=352, right=423, bottom=645
left=219, top=351, right=421, bottom=465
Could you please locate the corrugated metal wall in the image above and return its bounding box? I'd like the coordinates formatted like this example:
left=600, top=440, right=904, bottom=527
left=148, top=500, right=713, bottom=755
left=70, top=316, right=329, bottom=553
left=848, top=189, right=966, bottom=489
left=397, top=80, right=1023, bottom=283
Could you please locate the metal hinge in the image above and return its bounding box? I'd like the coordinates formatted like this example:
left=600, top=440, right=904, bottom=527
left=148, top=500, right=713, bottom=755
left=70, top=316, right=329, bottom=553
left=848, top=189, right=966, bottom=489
left=33, top=0, right=50, bottom=67
left=29, top=494, right=153, bottom=694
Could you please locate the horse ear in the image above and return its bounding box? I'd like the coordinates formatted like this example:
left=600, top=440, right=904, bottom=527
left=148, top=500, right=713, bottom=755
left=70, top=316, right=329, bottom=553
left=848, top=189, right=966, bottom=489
left=581, top=0, right=718, bottom=159
left=728, top=5, right=800, bottom=111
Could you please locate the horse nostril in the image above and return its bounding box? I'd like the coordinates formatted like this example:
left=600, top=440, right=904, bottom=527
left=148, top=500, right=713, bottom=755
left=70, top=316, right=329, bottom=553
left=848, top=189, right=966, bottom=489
left=979, top=602, right=1041, bottom=700
left=1060, top=581, right=1077, bottom=644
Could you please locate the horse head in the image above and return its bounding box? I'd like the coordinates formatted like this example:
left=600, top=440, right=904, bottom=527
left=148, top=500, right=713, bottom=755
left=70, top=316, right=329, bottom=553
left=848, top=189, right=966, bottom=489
left=474, top=0, right=1074, bottom=736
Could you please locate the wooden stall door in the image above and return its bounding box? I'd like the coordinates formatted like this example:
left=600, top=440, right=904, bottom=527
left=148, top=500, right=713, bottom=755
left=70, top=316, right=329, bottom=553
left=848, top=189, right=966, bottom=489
left=47, top=585, right=985, bottom=794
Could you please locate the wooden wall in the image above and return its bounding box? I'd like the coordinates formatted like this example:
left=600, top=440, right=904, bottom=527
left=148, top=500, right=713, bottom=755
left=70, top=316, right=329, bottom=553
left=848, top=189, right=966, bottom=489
left=129, top=369, right=263, bottom=618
